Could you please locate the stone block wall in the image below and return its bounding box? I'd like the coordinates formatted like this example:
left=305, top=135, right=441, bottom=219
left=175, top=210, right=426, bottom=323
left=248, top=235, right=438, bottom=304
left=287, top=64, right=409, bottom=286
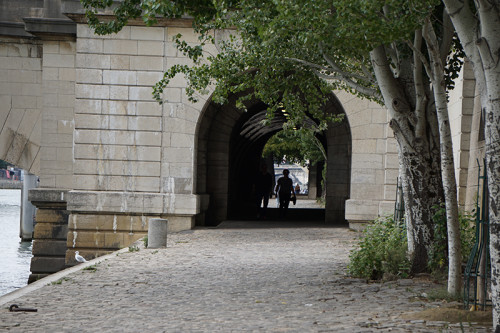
left=65, top=23, right=200, bottom=260
left=0, top=37, right=42, bottom=173
left=40, top=40, right=75, bottom=189
left=338, top=90, right=397, bottom=227
left=448, top=61, right=477, bottom=208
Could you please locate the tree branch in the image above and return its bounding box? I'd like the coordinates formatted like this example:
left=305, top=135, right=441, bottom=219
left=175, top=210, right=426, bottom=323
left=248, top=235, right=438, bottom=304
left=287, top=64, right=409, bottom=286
left=285, top=55, right=380, bottom=98
left=411, top=29, right=428, bottom=139
left=440, top=10, right=454, bottom=65
left=313, top=70, right=380, bottom=98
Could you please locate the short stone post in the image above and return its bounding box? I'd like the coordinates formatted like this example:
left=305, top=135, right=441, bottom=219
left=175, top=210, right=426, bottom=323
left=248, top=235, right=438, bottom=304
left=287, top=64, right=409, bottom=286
left=147, top=218, right=168, bottom=248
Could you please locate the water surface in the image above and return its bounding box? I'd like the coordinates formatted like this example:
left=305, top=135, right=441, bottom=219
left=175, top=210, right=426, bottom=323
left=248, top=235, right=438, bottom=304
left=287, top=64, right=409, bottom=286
left=0, top=189, right=32, bottom=297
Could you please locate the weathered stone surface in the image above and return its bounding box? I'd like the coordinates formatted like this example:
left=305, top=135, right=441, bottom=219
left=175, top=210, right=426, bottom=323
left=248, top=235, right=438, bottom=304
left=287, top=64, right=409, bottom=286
left=29, top=257, right=66, bottom=273
left=32, top=239, right=67, bottom=256
left=0, top=225, right=492, bottom=332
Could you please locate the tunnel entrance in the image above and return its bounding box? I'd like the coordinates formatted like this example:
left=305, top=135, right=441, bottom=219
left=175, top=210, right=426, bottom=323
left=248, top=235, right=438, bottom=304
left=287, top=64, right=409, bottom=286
left=195, top=94, right=351, bottom=226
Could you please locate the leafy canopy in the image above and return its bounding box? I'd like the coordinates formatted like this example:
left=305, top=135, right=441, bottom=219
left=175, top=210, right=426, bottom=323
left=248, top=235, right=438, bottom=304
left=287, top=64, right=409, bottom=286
left=81, top=0, right=439, bottom=131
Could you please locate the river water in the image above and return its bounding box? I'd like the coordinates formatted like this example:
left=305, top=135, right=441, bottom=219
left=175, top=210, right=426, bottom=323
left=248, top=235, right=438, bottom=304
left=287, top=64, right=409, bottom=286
left=0, top=189, right=32, bottom=297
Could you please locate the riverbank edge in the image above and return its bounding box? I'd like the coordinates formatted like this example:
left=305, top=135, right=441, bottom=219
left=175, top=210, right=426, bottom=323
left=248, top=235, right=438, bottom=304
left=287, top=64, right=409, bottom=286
left=0, top=239, right=144, bottom=308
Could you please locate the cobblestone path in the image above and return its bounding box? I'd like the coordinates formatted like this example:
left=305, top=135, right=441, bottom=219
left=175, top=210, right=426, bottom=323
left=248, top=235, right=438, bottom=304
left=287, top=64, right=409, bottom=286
left=0, top=221, right=492, bottom=332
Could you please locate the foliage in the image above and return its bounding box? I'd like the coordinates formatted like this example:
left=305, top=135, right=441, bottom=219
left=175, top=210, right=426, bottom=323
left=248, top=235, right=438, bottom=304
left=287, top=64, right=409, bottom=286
left=0, top=159, right=12, bottom=169
left=348, top=215, right=410, bottom=280
left=83, top=265, right=97, bottom=272
left=128, top=245, right=140, bottom=252
left=143, top=236, right=148, bottom=248
left=262, top=128, right=325, bottom=166
left=80, top=0, right=442, bottom=132
left=428, top=204, right=476, bottom=274
left=425, top=286, right=463, bottom=302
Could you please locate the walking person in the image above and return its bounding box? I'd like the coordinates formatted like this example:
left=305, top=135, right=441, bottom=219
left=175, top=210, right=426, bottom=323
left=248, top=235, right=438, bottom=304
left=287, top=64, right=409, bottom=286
left=275, top=169, right=296, bottom=218
left=254, top=163, right=273, bottom=219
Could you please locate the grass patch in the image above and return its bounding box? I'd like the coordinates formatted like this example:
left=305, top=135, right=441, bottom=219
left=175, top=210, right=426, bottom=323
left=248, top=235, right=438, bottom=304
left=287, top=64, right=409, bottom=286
left=83, top=264, right=97, bottom=273
left=128, top=245, right=140, bottom=252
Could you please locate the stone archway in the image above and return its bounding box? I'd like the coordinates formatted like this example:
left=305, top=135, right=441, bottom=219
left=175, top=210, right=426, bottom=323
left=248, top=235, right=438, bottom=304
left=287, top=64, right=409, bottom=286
left=194, top=93, right=351, bottom=226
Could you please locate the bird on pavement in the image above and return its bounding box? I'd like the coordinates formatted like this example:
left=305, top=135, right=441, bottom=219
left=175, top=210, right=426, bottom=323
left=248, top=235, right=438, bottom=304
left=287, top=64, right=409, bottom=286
left=75, top=251, right=87, bottom=263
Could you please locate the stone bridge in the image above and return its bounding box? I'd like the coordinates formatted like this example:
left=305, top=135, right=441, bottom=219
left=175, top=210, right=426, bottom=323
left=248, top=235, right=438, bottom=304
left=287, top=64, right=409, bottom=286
left=0, top=0, right=483, bottom=282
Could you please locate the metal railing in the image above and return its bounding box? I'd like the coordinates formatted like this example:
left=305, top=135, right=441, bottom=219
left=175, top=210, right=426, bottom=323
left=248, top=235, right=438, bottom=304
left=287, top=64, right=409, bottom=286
left=464, top=159, right=491, bottom=310
left=394, top=177, right=405, bottom=223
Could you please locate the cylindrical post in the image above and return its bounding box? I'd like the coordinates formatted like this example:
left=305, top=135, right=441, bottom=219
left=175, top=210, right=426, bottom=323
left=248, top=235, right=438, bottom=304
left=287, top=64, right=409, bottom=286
left=147, top=218, right=168, bottom=248
left=20, top=171, right=37, bottom=240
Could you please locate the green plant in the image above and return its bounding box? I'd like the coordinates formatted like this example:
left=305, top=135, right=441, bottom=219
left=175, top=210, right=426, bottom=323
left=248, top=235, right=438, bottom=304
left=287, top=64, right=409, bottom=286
left=143, top=236, right=148, bottom=248
left=128, top=245, right=140, bottom=252
left=426, top=286, right=463, bottom=302
left=428, top=204, right=476, bottom=275
left=348, top=215, right=410, bottom=280
left=83, top=265, right=97, bottom=272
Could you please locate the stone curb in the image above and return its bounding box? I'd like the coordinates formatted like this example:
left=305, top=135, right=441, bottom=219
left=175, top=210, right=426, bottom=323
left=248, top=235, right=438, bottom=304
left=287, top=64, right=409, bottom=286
left=0, top=244, right=136, bottom=308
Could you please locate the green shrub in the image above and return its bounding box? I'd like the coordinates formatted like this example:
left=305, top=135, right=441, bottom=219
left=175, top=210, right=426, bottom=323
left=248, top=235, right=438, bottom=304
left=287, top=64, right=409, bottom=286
left=428, top=204, right=476, bottom=274
left=348, top=215, right=410, bottom=280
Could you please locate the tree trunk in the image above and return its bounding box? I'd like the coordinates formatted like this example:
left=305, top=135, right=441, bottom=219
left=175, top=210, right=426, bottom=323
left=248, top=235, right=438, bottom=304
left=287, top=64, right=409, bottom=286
left=443, top=0, right=500, bottom=329
left=422, top=20, right=462, bottom=296
left=371, top=45, right=444, bottom=273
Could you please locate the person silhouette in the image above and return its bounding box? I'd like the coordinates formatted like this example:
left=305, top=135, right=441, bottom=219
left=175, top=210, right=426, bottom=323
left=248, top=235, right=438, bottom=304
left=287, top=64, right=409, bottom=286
left=275, top=169, right=295, bottom=218
left=254, top=163, right=273, bottom=219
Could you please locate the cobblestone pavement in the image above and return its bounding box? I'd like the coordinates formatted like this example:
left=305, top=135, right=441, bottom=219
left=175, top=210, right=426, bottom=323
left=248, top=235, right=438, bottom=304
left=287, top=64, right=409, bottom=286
left=0, top=221, right=493, bottom=332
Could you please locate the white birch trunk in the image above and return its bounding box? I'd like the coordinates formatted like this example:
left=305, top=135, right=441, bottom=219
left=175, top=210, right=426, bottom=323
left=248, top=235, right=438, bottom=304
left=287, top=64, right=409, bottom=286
left=443, top=0, right=500, bottom=329
left=370, top=45, right=444, bottom=273
left=422, top=20, right=462, bottom=296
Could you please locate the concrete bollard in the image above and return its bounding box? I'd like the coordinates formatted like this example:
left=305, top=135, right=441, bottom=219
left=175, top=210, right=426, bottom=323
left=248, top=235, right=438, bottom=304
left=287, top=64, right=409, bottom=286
left=147, top=218, right=168, bottom=248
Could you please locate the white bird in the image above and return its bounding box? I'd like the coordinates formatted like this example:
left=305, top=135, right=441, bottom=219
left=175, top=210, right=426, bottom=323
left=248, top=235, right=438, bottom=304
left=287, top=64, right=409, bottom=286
left=75, top=251, right=87, bottom=263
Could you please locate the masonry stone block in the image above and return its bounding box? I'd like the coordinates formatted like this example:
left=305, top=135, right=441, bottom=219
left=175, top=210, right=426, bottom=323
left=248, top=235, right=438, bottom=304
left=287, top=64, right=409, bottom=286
left=138, top=41, right=164, bottom=56
left=76, top=68, right=102, bottom=84
left=130, top=56, right=163, bottom=71
left=22, top=58, right=42, bottom=71
left=345, top=199, right=380, bottom=221
left=103, top=39, right=137, bottom=55
left=351, top=123, right=385, bottom=140
left=127, top=116, right=162, bottom=131
left=351, top=184, right=383, bottom=200
left=135, top=131, right=161, bottom=146
left=76, top=83, right=109, bottom=99
left=103, top=70, right=137, bottom=85
left=76, top=99, right=102, bottom=114
left=30, top=257, right=66, bottom=273
left=351, top=169, right=377, bottom=184
left=169, top=163, right=192, bottom=178
left=43, top=53, right=75, bottom=68
left=32, top=239, right=67, bottom=256
left=33, top=223, right=68, bottom=239
left=131, top=26, right=165, bottom=41
left=110, top=55, right=130, bottom=70
left=103, top=100, right=136, bottom=115
left=137, top=101, right=162, bottom=116
left=110, top=85, right=129, bottom=100
left=351, top=153, right=383, bottom=169
left=77, top=38, right=103, bottom=53
left=129, top=86, right=155, bottom=101
left=76, top=53, right=111, bottom=69
left=164, top=117, right=197, bottom=134
left=75, top=129, right=100, bottom=144
left=166, top=27, right=200, bottom=43
left=73, top=175, right=98, bottom=190
left=137, top=71, right=163, bottom=86
left=163, top=147, right=193, bottom=163
left=385, top=153, right=399, bottom=169
left=136, top=146, right=161, bottom=161
left=107, top=115, right=127, bottom=130
left=384, top=184, right=397, bottom=201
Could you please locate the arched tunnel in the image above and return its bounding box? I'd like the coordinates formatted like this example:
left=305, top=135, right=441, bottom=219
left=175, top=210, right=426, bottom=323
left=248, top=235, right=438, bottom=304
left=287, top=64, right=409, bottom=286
left=195, top=94, right=351, bottom=226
